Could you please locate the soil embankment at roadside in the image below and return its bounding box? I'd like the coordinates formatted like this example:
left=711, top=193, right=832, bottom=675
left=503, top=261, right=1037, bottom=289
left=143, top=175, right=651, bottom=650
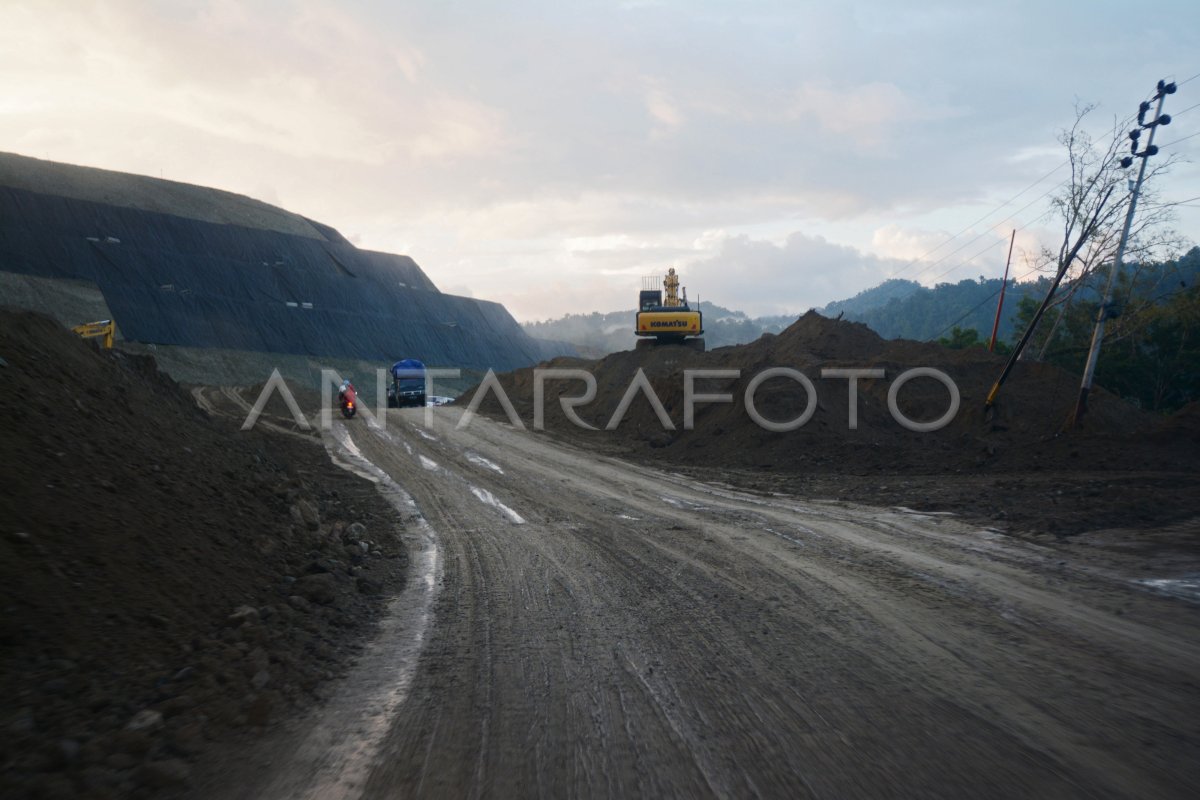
left=0, top=309, right=407, bottom=799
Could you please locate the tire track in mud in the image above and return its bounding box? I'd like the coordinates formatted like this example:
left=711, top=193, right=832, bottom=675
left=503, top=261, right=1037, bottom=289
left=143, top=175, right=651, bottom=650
left=573, top=477, right=1199, bottom=798
left=341, top=408, right=1199, bottom=799
left=212, top=422, right=442, bottom=800
left=177, top=395, right=441, bottom=800
left=349, top=412, right=716, bottom=798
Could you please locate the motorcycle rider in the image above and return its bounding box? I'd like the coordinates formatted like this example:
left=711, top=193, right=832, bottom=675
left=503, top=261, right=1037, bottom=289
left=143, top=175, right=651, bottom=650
left=338, top=378, right=356, bottom=406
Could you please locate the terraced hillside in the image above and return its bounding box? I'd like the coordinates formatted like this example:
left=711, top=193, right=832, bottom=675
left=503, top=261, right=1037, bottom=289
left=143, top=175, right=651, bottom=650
left=0, top=152, right=571, bottom=380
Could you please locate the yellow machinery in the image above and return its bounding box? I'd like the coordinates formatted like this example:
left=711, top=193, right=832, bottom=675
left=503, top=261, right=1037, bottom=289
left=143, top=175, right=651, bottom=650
left=72, top=319, right=115, bottom=349
left=634, top=268, right=704, bottom=351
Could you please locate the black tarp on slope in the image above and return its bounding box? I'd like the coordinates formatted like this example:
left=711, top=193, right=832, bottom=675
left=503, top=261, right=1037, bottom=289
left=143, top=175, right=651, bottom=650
left=0, top=186, right=569, bottom=370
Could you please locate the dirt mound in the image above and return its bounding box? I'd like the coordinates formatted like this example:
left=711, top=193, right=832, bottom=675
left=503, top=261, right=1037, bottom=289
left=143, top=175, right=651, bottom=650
left=1152, top=400, right=1200, bottom=442
left=462, top=311, right=1200, bottom=532
left=472, top=311, right=1158, bottom=467
left=0, top=310, right=405, bottom=798
left=766, top=311, right=889, bottom=361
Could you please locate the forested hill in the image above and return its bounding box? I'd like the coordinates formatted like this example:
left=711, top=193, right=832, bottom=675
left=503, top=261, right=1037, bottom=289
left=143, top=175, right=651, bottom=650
left=524, top=248, right=1200, bottom=359
left=819, top=278, right=922, bottom=319
left=837, top=248, right=1200, bottom=342
left=831, top=277, right=1043, bottom=342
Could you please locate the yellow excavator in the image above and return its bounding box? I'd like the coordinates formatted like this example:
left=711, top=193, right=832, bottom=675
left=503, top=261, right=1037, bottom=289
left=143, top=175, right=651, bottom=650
left=634, top=267, right=704, bottom=351
left=72, top=319, right=115, bottom=349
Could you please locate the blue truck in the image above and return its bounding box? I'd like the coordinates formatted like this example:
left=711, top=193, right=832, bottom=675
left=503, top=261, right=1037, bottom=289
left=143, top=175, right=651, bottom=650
left=387, top=359, right=426, bottom=408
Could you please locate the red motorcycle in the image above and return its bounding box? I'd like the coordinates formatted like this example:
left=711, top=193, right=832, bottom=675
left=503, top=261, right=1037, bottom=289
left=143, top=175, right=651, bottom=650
left=338, top=383, right=358, bottom=419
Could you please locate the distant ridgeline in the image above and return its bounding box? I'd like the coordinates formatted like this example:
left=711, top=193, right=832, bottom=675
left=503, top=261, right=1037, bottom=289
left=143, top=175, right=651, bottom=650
left=527, top=255, right=1200, bottom=358
left=523, top=302, right=798, bottom=356
left=820, top=258, right=1200, bottom=342
left=0, top=152, right=571, bottom=371
left=819, top=277, right=1029, bottom=341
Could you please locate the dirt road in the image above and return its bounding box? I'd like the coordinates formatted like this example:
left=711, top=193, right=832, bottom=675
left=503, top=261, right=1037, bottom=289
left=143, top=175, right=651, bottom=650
left=228, top=406, right=1200, bottom=799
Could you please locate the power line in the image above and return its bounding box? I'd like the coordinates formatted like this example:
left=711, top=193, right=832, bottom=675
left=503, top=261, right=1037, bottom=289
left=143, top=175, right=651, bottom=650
left=1169, top=100, right=1200, bottom=118
left=1160, top=130, right=1200, bottom=147
left=906, top=224, right=1017, bottom=283
left=933, top=290, right=1010, bottom=340
left=935, top=95, right=1199, bottom=288
left=1152, top=83, right=1199, bottom=147
left=1072, top=78, right=1177, bottom=424
left=872, top=92, right=1177, bottom=293
left=925, top=236, right=1010, bottom=285
left=933, top=258, right=1069, bottom=343
left=908, top=180, right=1065, bottom=283
left=930, top=258, right=1052, bottom=340
left=900, top=109, right=1145, bottom=285
left=884, top=160, right=1068, bottom=281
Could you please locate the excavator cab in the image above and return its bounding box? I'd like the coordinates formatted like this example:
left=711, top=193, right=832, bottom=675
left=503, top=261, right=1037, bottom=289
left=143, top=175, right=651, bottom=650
left=639, top=289, right=663, bottom=311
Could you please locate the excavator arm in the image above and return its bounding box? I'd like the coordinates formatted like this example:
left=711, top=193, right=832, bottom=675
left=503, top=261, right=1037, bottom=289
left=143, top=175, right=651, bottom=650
left=72, top=319, right=115, bottom=349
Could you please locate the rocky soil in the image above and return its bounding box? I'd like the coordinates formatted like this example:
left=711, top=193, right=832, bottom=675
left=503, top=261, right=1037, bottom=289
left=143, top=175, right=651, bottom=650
left=0, top=309, right=407, bottom=799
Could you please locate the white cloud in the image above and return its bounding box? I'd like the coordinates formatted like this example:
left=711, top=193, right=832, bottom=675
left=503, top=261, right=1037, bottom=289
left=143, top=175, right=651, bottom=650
left=0, top=0, right=507, bottom=169
left=871, top=224, right=953, bottom=263
left=681, top=230, right=908, bottom=316
left=643, top=83, right=684, bottom=139
left=789, top=80, right=957, bottom=152
left=1, top=0, right=1196, bottom=327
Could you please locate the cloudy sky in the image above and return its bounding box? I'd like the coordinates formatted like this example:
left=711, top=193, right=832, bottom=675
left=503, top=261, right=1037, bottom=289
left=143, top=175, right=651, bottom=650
left=3, top=1, right=1198, bottom=321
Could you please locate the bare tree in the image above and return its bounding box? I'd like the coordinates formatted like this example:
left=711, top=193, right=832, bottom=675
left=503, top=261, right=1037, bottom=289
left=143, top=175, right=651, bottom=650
left=1036, top=103, right=1181, bottom=288
left=1029, top=104, right=1188, bottom=349
left=985, top=101, right=1183, bottom=410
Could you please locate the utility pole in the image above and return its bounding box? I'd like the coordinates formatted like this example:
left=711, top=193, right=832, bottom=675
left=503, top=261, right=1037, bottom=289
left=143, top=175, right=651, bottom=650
left=985, top=188, right=1115, bottom=411
left=988, top=230, right=1016, bottom=352
left=1070, top=79, right=1175, bottom=426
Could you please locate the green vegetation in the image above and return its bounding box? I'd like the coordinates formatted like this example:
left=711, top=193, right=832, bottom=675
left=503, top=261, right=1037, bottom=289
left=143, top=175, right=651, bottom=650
left=836, top=277, right=1043, bottom=342
left=820, top=278, right=922, bottom=319
left=1010, top=247, right=1200, bottom=411
left=937, top=326, right=1011, bottom=354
